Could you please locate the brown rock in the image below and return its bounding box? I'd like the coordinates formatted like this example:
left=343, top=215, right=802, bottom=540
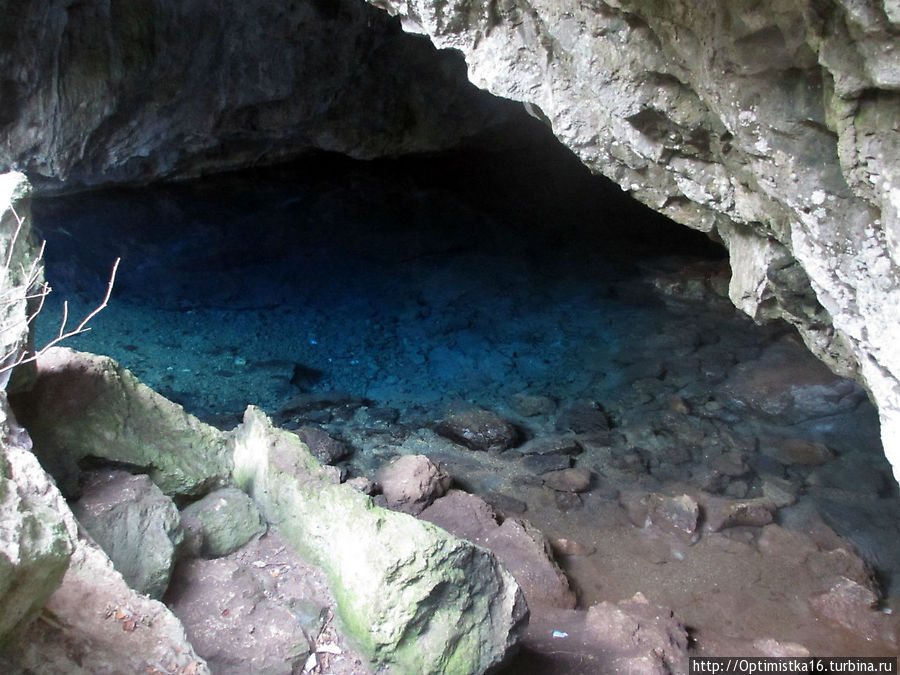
left=809, top=577, right=899, bottom=650
left=293, top=425, right=350, bottom=465
left=419, top=490, right=576, bottom=610
left=549, top=537, right=596, bottom=557
left=711, top=450, right=748, bottom=477
left=518, top=434, right=582, bottom=456
left=435, top=408, right=519, bottom=452
left=703, top=497, right=776, bottom=532
left=585, top=593, right=689, bottom=674
left=762, top=438, right=835, bottom=466
left=647, top=493, right=700, bottom=541
left=375, top=454, right=451, bottom=515
left=555, top=400, right=611, bottom=434
left=666, top=396, right=691, bottom=414
left=542, top=467, right=592, bottom=493
left=554, top=491, right=584, bottom=512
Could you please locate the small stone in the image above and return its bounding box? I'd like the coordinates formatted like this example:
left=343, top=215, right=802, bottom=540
left=375, top=454, right=451, bottom=515
left=435, top=408, right=519, bottom=452
left=518, top=434, right=582, bottom=456
left=554, top=491, right=583, bottom=512
left=344, top=476, right=377, bottom=495
left=723, top=479, right=749, bottom=499
left=523, top=453, right=572, bottom=474
left=542, top=468, right=592, bottom=493
left=761, top=477, right=798, bottom=507
left=549, top=538, right=596, bottom=557
left=711, top=451, right=748, bottom=477
left=509, top=392, right=557, bottom=417
left=666, top=396, right=691, bottom=414
left=482, top=492, right=528, bottom=515
left=555, top=400, right=611, bottom=434
left=293, top=425, right=350, bottom=464
left=647, top=494, right=699, bottom=541
left=761, top=438, right=835, bottom=466
left=703, top=497, right=776, bottom=532
left=180, top=487, right=267, bottom=558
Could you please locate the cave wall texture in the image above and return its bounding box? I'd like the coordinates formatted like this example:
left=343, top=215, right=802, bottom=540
left=0, top=0, right=520, bottom=190
left=1, top=0, right=899, bottom=478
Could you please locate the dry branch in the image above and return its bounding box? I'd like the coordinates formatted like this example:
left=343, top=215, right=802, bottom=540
left=1, top=203, right=119, bottom=375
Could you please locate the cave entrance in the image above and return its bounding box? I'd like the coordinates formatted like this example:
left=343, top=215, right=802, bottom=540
left=30, top=131, right=899, bottom=660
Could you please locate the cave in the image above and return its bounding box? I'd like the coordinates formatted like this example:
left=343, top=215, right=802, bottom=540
left=1, top=0, right=899, bottom=672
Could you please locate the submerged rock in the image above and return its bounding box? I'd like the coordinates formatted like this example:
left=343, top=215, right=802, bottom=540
left=0, top=394, right=74, bottom=651
left=542, top=467, right=592, bottom=493
left=518, top=434, right=582, bottom=457
left=718, top=338, right=867, bottom=424
left=180, top=487, right=267, bottom=558
left=585, top=594, right=689, bottom=673
left=647, top=493, right=700, bottom=542
left=435, top=407, right=520, bottom=452
left=11, top=347, right=231, bottom=497
left=555, top=400, right=611, bottom=434
left=375, top=453, right=451, bottom=515
left=293, top=425, right=351, bottom=465
left=810, top=577, right=898, bottom=650
left=703, top=496, right=777, bottom=533
left=232, top=406, right=527, bottom=674
left=761, top=438, right=836, bottom=467
left=72, top=471, right=183, bottom=599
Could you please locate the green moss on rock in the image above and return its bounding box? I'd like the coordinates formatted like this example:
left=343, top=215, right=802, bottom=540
left=11, top=348, right=231, bottom=497
left=232, top=406, right=526, bottom=674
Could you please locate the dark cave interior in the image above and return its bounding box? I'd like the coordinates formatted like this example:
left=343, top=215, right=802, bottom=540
left=22, top=114, right=900, bottom=664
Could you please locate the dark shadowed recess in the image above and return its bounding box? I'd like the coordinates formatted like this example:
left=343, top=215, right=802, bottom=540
left=31, top=112, right=724, bottom=303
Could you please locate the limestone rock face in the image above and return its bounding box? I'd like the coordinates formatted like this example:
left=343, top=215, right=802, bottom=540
left=0, top=499, right=209, bottom=674
left=0, top=0, right=516, bottom=192
left=0, top=172, right=40, bottom=389
left=71, top=471, right=183, bottom=599
left=0, top=394, right=73, bottom=651
left=11, top=347, right=231, bottom=497
left=232, top=406, right=527, bottom=675
left=367, top=0, right=900, bottom=480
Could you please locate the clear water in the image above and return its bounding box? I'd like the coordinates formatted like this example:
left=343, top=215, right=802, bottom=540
left=28, top=150, right=900, bottom=657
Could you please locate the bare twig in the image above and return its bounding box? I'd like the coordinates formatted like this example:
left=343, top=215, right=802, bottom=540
left=1, top=204, right=120, bottom=375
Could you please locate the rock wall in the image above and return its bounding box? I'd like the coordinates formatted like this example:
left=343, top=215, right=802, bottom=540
left=0, top=0, right=518, bottom=192
left=367, top=0, right=900, bottom=480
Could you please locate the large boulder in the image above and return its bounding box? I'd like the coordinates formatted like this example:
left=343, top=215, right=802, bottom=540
left=0, top=394, right=73, bottom=652
left=232, top=405, right=527, bottom=675
left=10, top=347, right=231, bottom=497
left=0, top=500, right=209, bottom=674
left=71, top=470, right=183, bottom=598
left=419, top=490, right=577, bottom=611
left=366, top=0, right=900, bottom=483
left=180, top=486, right=267, bottom=558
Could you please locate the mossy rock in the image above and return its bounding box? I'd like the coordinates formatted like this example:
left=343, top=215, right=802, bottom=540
left=232, top=406, right=527, bottom=675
